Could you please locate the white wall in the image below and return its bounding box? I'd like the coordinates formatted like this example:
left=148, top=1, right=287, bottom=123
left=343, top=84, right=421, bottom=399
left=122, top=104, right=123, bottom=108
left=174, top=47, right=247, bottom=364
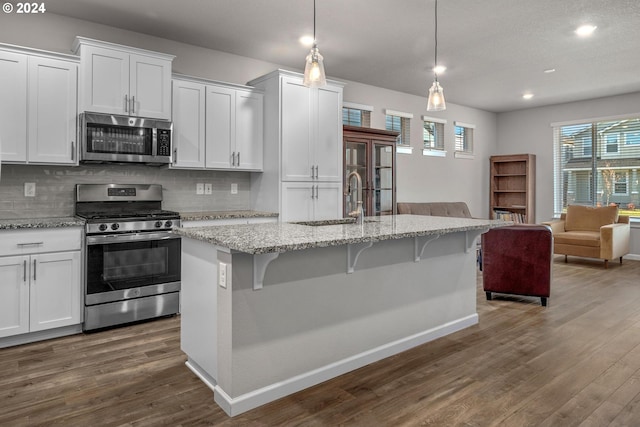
left=496, top=92, right=640, bottom=255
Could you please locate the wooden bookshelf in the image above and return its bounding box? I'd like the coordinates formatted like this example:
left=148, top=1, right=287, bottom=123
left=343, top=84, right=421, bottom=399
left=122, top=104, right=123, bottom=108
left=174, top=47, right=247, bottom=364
left=490, top=154, right=536, bottom=223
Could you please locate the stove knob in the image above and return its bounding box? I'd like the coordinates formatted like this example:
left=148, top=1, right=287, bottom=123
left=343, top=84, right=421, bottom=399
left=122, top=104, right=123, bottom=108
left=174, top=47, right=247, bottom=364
left=164, top=220, right=173, bottom=228
left=111, top=223, right=120, bottom=231
left=99, top=223, right=108, bottom=232
left=155, top=221, right=163, bottom=228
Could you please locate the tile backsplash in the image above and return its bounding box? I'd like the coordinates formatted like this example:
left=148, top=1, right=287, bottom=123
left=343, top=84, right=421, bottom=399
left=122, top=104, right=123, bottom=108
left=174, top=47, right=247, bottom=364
left=0, top=164, right=252, bottom=219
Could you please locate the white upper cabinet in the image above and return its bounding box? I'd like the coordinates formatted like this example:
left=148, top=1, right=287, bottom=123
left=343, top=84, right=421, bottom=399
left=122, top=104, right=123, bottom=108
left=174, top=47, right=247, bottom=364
left=172, top=75, right=263, bottom=171
left=0, top=46, right=77, bottom=165
left=27, top=56, right=78, bottom=164
left=74, top=37, right=173, bottom=120
left=0, top=50, right=27, bottom=162
left=280, top=74, right=342, bottom=182
left=171, top=79, right=206, bottom=168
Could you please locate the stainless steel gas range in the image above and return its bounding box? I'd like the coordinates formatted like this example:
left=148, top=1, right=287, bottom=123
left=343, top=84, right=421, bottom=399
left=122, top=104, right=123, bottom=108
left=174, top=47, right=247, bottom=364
left=75, top=184, right=181, bottom=331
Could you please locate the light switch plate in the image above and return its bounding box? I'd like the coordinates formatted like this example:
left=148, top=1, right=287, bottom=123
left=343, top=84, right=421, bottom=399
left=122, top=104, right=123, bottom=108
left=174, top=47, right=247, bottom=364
left=205, top=183, right=213, bottom=195
left=24, top=182, right=36, bottom=197
left=196, top=183, right=204, bottom=195
left=231, top=183, right=238, bottom=194
left=219, top=262, right=227, bottom=288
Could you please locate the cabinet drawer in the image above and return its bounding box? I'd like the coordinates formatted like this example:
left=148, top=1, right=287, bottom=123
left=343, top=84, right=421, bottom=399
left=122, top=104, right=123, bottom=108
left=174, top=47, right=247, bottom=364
left=0, top=228, right=82, bottom=256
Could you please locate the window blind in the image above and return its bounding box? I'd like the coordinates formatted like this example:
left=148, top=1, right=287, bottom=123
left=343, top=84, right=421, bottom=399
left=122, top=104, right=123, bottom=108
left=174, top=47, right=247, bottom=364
left=422, top=115, right=446, bottom=151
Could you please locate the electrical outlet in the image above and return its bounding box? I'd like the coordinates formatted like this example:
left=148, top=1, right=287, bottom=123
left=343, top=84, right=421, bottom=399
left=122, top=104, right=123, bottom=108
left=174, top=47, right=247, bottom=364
left=219, top=262, right=227, bottom=288
left=196, top=183, right=204, bottom=195
left=204, top=183, right=213, bottom=195
left=24, top=182, right=36, bottom=197
left=231, top=183, right=238, bottom=195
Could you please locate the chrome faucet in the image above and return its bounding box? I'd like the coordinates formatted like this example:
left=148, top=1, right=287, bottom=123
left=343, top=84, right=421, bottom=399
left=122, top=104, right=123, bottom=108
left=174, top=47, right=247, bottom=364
left=346, top=171, right=364, bottom=224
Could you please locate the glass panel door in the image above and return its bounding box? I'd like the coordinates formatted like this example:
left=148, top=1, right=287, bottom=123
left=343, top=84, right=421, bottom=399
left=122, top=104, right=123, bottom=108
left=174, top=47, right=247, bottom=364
left=373, top=142, right=394, bottom=215
left=344, top=140, right=367, bottom=216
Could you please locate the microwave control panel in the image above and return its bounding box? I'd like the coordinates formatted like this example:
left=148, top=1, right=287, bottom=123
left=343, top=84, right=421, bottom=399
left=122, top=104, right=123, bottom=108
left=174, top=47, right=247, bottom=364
left=157, top=129, right=171, bottom=156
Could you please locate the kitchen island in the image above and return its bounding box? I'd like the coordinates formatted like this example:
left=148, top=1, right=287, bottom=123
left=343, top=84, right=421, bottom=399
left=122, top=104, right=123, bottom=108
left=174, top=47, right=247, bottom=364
left=174, top=215, right=502, bottom=416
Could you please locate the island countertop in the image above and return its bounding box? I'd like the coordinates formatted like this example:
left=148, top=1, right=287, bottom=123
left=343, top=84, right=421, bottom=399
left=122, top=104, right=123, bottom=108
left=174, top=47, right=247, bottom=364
left=173, top=214, right=505, bottom=254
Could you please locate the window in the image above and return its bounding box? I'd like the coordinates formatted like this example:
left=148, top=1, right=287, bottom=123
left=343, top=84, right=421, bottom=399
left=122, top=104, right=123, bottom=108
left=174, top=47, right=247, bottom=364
left=422, top=116, right=446, bottom=157
left=342, top=102, right=372, bottom=127
left=553, top=117, right=640, bottom=217
left=385, top=109, right=413, bottom=154
left=454, top=121, right=475, bottom=159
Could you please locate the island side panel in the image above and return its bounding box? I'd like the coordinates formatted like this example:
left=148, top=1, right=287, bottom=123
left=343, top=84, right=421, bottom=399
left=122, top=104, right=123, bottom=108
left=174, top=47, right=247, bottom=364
left=222, top=231, right=477, bottom=400
left=180, top=238, right=220, bottom=381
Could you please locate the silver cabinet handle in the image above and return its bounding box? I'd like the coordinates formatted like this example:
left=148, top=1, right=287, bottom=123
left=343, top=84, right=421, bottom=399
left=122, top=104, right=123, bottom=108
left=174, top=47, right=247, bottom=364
left=33, top=259, right=36, bottom=281
left=315, top=165, right=319, bottom=179
left=173, top=148, right=178, bottom=164
left=17, top=242, right=43, bottom=247
left=23, top=260, right=27, bottom=283
left=71, top=141, right=75, bottom=161
left=237, top=152, right=240, bottom=166
left=231, top=152, right=236, bottom=166
left=311, top=166, right=314, bottom=178
left=131, top=95, right=135, bottom=114
left=125, top=94, right=129, bottom=113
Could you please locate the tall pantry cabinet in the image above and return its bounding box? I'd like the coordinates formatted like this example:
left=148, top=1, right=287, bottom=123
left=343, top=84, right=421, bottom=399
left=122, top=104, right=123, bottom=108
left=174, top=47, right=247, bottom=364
left=249, top=70, right=344, bottom=222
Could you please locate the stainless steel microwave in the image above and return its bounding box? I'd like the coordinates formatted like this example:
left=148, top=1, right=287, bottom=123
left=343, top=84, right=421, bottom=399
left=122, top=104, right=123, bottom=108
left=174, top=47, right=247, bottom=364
left=80, top=113, right=172, bottom=165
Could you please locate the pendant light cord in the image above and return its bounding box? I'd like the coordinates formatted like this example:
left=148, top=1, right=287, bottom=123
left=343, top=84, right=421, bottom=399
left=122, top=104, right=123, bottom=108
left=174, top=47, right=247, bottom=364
left=313, top=0, right=317, bottom=44
left=434, top=0, right=438, bottom=81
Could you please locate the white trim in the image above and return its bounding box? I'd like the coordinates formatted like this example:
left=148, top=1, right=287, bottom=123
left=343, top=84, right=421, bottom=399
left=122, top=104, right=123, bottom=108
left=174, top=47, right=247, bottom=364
left=422, top=115, right=447, bottom=124
left=0, top=324, right=82, bottom=349
left=343, top=101, right=374, bottom=112
left=396, top=145, right=413, bottom=155
left=385, top=109, right=414, bottom=119
left=205, top=314, right=478, bottom=417
left=550, top=112, right=640, bottom=128
left=455, top=152, right=475, bottom=160
left=454, top=121, right=476, bottom=129
left=423, top=149, right=447, bottom=157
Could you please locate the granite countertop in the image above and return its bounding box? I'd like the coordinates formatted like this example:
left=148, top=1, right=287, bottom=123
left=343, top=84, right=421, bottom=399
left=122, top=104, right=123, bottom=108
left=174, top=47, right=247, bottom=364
left=0, top=216, right=85, bottom=230
left=174, top=214, right=506, bottom=254
left=179, top=210, right=279, bottom=221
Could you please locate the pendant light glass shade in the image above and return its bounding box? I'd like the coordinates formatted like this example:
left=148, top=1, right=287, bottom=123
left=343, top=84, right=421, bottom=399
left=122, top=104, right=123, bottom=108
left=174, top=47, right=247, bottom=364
left=303, top=0, right=327, bottom=87
left=303, top=44, right=326, bottom=87
left=427, top=79, right=446, bottom=111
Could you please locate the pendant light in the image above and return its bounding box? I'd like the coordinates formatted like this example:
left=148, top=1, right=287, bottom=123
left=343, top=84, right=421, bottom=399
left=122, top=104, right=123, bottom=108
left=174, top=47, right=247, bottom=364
left=427, top=0, right=446, bottom=111
left=303, top=0, right=327, bottom=87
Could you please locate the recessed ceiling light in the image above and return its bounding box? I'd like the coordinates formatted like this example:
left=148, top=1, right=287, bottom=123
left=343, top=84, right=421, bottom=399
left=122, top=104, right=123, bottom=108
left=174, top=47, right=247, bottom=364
left=575, top=25, right=597, bottom=37
left=544, top=68, right=556, bottom=73
left=523, top=93, right=534, bottom=100
left=433, top=65, right=446, bottom=74
left=299, top=35, right=314, bottom=47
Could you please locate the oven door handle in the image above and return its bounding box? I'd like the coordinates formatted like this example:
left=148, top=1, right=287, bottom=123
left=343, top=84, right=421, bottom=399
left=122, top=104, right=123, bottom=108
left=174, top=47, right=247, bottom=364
left=86, top=232, right=181, bottom=245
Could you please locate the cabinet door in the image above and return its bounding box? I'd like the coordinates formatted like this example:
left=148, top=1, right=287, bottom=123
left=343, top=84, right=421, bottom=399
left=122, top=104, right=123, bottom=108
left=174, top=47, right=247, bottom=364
left=205, top=85, right=235, bottom=169
left=235, top=90, right=263, bottom=171
left=314, top=85, right=343, bottom=182
left=281, top=182, right=314, bottom=222
left=0, top=255, right=29, bottom=338
left=281, top=76, right=313, bottom=181
left=314, top=182, right=343, bottom=220
left=171, top=79, right=206, bottom=168
left=27, top=57, right=78, bottom=164
left=130, top=54, right=172, bottom=120
left=79, top=45, right=129, bottom=115
left=0, top=51, right=28, bottom=162
left=29, top=251, right=81, bottom=332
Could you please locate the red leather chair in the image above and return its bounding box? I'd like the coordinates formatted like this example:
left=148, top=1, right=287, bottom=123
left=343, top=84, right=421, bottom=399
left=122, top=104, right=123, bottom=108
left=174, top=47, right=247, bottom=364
left=481, top=225, right=553, bottom=306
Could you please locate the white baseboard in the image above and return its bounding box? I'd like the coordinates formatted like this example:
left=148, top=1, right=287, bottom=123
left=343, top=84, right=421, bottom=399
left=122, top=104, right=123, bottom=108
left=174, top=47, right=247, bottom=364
left=0, top=324, right=82, bottom=349
left=205, top=314, right=478, bottom=417
left=624, top=254, right=640, bottom=261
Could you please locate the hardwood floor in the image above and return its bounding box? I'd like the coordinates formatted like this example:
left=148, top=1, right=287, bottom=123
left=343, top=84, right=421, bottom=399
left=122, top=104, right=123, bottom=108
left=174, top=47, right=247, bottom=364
left=2, top=257, right=640, bottom=426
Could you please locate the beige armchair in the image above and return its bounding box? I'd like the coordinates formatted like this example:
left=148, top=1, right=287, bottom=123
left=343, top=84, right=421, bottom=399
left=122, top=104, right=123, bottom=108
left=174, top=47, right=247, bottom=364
left=542, top=205, right=630, bottom=268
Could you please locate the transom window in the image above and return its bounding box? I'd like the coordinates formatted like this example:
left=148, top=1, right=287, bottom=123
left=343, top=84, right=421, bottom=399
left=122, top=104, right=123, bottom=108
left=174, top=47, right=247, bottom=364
left=454, top=121, right=475, bottom=159
left=422, top=115, right=446, bottom=157
left=342, top=102, right=372, bottom=127
left=384, top=109, right=412, bottom=153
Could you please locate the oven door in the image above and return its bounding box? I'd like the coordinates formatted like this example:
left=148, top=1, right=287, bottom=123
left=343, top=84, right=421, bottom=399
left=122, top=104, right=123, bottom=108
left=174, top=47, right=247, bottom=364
left=85, top=231, right=181, bottom=305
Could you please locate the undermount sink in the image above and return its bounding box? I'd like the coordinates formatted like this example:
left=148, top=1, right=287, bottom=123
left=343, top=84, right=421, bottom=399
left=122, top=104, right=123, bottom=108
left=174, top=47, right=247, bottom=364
left=292, top=218, right=379, bottom=226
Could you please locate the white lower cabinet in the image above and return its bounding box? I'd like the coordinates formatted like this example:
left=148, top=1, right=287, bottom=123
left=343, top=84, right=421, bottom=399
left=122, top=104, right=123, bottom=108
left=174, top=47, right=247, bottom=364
left=0, top=228, right=82, bottom=339
left=281, top=182, right=343, bottom=222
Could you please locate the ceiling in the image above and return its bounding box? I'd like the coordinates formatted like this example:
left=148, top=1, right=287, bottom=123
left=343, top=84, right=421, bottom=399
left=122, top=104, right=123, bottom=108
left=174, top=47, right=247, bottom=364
left=45, top=0, right=640, bottom=113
